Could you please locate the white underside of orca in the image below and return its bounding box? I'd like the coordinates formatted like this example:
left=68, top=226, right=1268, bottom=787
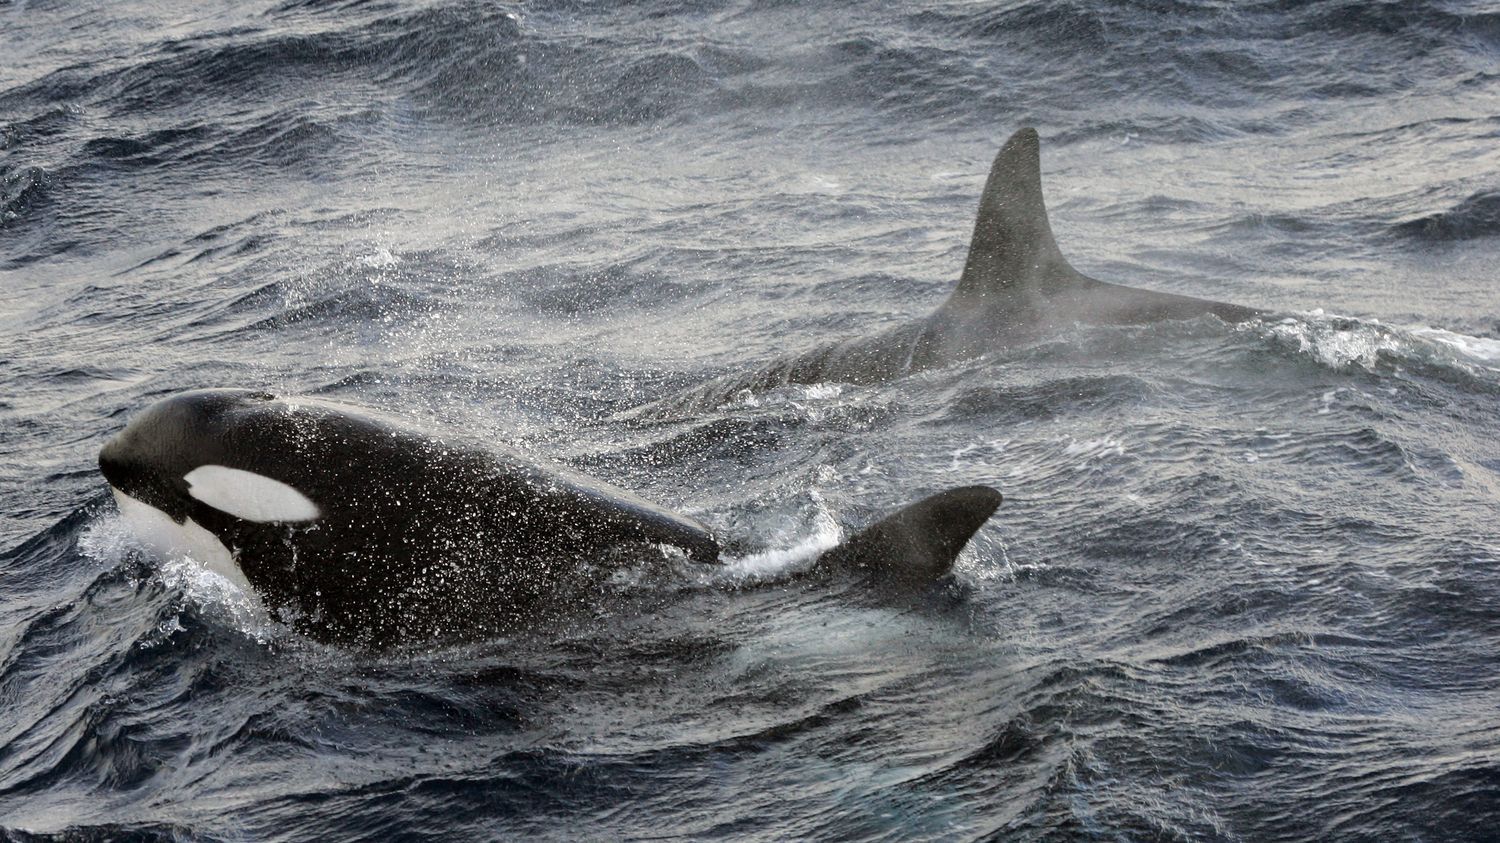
left=110, top=485, right=264, bottom=609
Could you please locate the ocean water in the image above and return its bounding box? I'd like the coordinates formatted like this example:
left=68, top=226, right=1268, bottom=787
left=3, top=0, right=1500, bottom=839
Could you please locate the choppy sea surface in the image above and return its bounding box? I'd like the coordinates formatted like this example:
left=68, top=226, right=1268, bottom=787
left=3, top=0, right=1500, bottom=839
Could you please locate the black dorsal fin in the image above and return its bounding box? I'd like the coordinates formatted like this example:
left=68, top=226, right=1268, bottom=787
left=817, top=486, right=1002, bottom=589
left=955, top=128, right=1080, bottom=299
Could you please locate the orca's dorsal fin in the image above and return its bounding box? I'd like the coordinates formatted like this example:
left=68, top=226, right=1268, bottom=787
left=955, top=128, right=1081, bottom=299
left=817, top=486, right=1001, bottom=590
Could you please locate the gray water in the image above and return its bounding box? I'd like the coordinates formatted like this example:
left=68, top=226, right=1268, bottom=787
left=3, top=0, right=1500, bottom=839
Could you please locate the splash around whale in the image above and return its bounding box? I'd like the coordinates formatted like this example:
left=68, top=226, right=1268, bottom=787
left=99, top=389, right=1002, bottom=648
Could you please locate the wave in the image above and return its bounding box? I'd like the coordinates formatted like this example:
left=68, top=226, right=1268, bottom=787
left=0, top=1, right=721, bottom=130
left=1259, top=312, right=1500, bottom=377
left=2, top=0, right=1488, bottom=178
left=0, top=164, right=49, bottom=228
left=0, top=822, right=202, bottom=842
left=0, top=106, right=81, bottom=152
left=79, top=127, right=211, bottom=171
left=1394, top=190, right=1500, bottom=241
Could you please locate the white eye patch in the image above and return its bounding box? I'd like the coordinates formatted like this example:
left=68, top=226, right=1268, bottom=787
left=184, top=465, right=321, bottom=523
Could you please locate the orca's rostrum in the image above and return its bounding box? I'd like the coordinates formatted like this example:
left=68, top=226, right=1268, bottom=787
left=99, top=389, right=1002, bottom=646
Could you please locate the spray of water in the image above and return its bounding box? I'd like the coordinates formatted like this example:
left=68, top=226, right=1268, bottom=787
left=77, top=511, right=281, bottom=644
left=715, top=491, right=844, bottom=585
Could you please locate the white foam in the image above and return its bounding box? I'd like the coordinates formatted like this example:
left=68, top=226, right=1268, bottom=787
left=1268, top=312, right=1402, bottom=370
left=80, top=509, right=277, bottom=644
left=152, top=554, right=273, bottom=637
left=359, top=247, right=399, bottom=269
left=1063, top=436, right=1126, bottom=460
left=945, top=438, right=1010, bottom=473
left=717, top=497, right=844, bottom=585
left=800, top=383, right=843, bottom=400
left=97, top=488, right=272, bottom=632
left=1410, top=326, right=1500, bottom=366
left=1267, top=313, right=1500, bottom=373
left=1319, top=388, right=1338, bottom=415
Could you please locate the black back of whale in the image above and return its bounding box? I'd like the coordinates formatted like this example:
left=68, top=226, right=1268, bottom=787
left=659, top=128, right=1261, bottom=409
left=99, top=390, right=1001, bottom=646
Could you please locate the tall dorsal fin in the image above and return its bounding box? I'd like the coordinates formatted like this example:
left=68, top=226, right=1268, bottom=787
left=817, top=486, right=1002, bottom=590
left=956, top=128, right=1079, bottom=298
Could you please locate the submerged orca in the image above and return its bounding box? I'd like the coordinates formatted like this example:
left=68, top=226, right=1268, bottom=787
left=99, top=389, right=1000, bottom=647
left=664, top=128, right=1262, bottom=406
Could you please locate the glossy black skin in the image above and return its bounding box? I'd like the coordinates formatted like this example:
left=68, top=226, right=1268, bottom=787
left=659, top=128, right=1263, bottom=410
left=99, top=389, right=719, bottom=646
left=817, top=485, right=1002, bottom=594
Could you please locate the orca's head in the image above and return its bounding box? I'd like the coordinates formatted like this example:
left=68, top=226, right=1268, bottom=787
left=100, top=388, right=321, bottom=521
left=99, top=390, right=326, bottom=584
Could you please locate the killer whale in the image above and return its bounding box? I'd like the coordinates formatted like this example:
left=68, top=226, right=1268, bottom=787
left=659, top=128, right=1263, bottom=409
left=98, top=389, right=1000, bottom=647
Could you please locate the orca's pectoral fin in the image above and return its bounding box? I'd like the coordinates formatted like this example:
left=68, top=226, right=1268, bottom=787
left=817, top=485, right=1001, bottom=590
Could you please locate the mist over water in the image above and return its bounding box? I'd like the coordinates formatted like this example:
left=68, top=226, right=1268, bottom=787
left=3, top=0, right=1500, bottom=839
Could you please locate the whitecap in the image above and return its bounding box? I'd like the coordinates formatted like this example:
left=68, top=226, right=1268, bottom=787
left=1409, top=326, right=1500, bottom=367
left=79, top=511, right=278, bottom=644
left=715, top=494, right=843, bottom=585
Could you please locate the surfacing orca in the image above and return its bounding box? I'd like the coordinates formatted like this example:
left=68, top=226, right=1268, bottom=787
left=662, top=128, right=1263, bottom=408
left=98, top=389, right=1000, bottom=647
